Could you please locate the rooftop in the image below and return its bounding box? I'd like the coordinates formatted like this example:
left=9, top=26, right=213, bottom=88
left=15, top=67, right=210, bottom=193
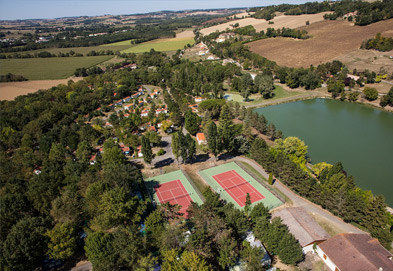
left=319, top=233, right=393, bottom=271
left=272, top=207, right=330, bottom=247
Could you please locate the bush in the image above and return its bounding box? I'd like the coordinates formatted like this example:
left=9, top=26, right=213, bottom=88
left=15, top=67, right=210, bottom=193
left=157, top=149, right=165, bottom=156
left=363, top=87, right=379, bottom=101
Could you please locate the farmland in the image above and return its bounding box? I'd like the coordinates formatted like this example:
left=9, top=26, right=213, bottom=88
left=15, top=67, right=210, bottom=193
left=120, top=37, right=195, bottom=54
left=248, top=18, right=393, bottom=68
left=0, top=56, right=112, bottom=80
left=199, top=12, right=329, bottom=35
left=0, top=77, right=83, bottom=100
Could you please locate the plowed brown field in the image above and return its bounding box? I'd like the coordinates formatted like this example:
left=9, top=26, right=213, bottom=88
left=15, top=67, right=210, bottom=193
left=248, top=19, right=393, bottom=68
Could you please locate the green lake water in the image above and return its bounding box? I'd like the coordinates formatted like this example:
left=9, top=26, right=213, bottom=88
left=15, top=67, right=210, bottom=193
left=254, top=98, right=393, bottom=206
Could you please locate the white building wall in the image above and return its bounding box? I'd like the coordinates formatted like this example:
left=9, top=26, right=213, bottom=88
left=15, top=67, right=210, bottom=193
left=303, top=244, right=314, bottom=254
left=316, top=245, right=339, bottom=271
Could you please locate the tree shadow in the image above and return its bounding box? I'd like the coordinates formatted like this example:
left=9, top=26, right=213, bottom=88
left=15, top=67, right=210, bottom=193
left=160, top=140, right=169, bottom=148
left=194, top=153, right=210, bottom=163
left=154, top=157, right=174, bottom=168
left=218, top=152, right=237, bottom=161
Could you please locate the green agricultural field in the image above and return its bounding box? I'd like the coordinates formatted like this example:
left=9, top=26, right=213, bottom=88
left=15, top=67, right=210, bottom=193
left=120, top=37, right=195, bottom=54
left=0, top=56, right=112, bottom=80
left=3, top=44, right=131, bottom=56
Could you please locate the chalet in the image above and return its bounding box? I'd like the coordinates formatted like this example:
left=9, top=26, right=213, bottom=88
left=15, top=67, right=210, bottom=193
left=153, top=89, right=160, bottom=95
left=123, top=103, right=133, bottom=110
left=149, top=93, right=156, bottom=99
left=272, top=207, right=329, bottom=253
left=141, top=109, right=150, bottom=117
left=89, top=154, right=97, bottom=165
left=244, top=231, right=272, bottom=267
left=33, top=167, right=42, bottom=175
left=196, top=133, right=207, bottom=145
left=195, top=97, right=204, bottom=103
left=123, top=113, right=130, bottom=118
left=155, top=108, right=168, bottom=115
left=123, top=96, right=132, bottom=102
left=192, top=108, right=198, bottom=113
left=108, top=103, right=114, bottom=109
left=122, top=146, right=130, bottom=155
left=137, top=146, right=143, bottom=157
left=98, top=147, right=104, bottom=154
left=317, top=233, right=393, bottom=271
left=115, top=99, right=123, bottom=106
left=105, top=122, right=113, bottom=127
left=138, top=100, right=144, bottom=107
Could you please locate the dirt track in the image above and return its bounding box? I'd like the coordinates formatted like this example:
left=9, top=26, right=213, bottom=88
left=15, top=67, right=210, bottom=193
left=0, top=77, right=83, bottom=100
left=248, top=18, right=393, bottom=68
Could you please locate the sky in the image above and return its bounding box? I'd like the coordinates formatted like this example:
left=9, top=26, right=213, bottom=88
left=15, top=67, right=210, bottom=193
left=0, top=0, right=308, bottom=20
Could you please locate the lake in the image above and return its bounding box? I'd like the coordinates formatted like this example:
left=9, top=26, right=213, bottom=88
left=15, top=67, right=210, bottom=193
left=254, top=98, right=393, bottom=206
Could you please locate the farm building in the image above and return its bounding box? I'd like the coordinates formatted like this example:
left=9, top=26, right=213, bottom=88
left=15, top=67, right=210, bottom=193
left=316, top=233, right=393, bottom=271
left=272, top=207, right=329, bottom=253
left=196, top=133, right=207, bottom=145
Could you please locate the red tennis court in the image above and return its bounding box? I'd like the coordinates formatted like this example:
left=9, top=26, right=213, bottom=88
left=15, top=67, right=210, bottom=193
left=154, top=179, right=192, bottom=216
left=212, top=170, right=265, bottom=207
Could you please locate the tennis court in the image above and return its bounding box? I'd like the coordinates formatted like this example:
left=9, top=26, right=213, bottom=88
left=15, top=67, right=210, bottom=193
left=213, top=170, right=265, bottom=207
left=200, top=162, right=282, bottom=210
left=145, top=170, right=203, bottom=217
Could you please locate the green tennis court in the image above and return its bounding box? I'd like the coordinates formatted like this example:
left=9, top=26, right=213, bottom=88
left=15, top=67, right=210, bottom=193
left=199, top=162, right=282, bottom=210
left=144, top=170, right=203, bottom=216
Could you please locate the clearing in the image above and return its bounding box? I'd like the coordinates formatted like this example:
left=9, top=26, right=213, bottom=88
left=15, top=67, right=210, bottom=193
left=248, top=18, right=393, bottom=68
left=0, top=77, right=83, bottom=101
left=199, top=12, right=329, bottom=36
left=335, top=48, right=393, bottom=74
left=224, top=84, right=303, bottom=105
left=0, top=55, right=112, bottom=80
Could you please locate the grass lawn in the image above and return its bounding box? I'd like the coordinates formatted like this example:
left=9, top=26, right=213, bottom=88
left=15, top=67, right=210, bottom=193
left=0, top=56, right=112, bottom=80
left=225, top=85, right=303, bottom=105
left=120, top=37, right=195, bottom=54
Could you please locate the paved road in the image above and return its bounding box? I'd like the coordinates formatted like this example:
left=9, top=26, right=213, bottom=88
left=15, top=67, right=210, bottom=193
left=152, top=135, right=176, bottom=168
left=71, top=261, right=92, bottom=271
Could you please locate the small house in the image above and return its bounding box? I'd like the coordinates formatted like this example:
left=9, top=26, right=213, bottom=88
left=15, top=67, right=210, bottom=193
left=196, top=133, right=207, bottom=145
left=89, top=154, right=97, bottom=165
left=195, top=97, right=204, bottom=103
